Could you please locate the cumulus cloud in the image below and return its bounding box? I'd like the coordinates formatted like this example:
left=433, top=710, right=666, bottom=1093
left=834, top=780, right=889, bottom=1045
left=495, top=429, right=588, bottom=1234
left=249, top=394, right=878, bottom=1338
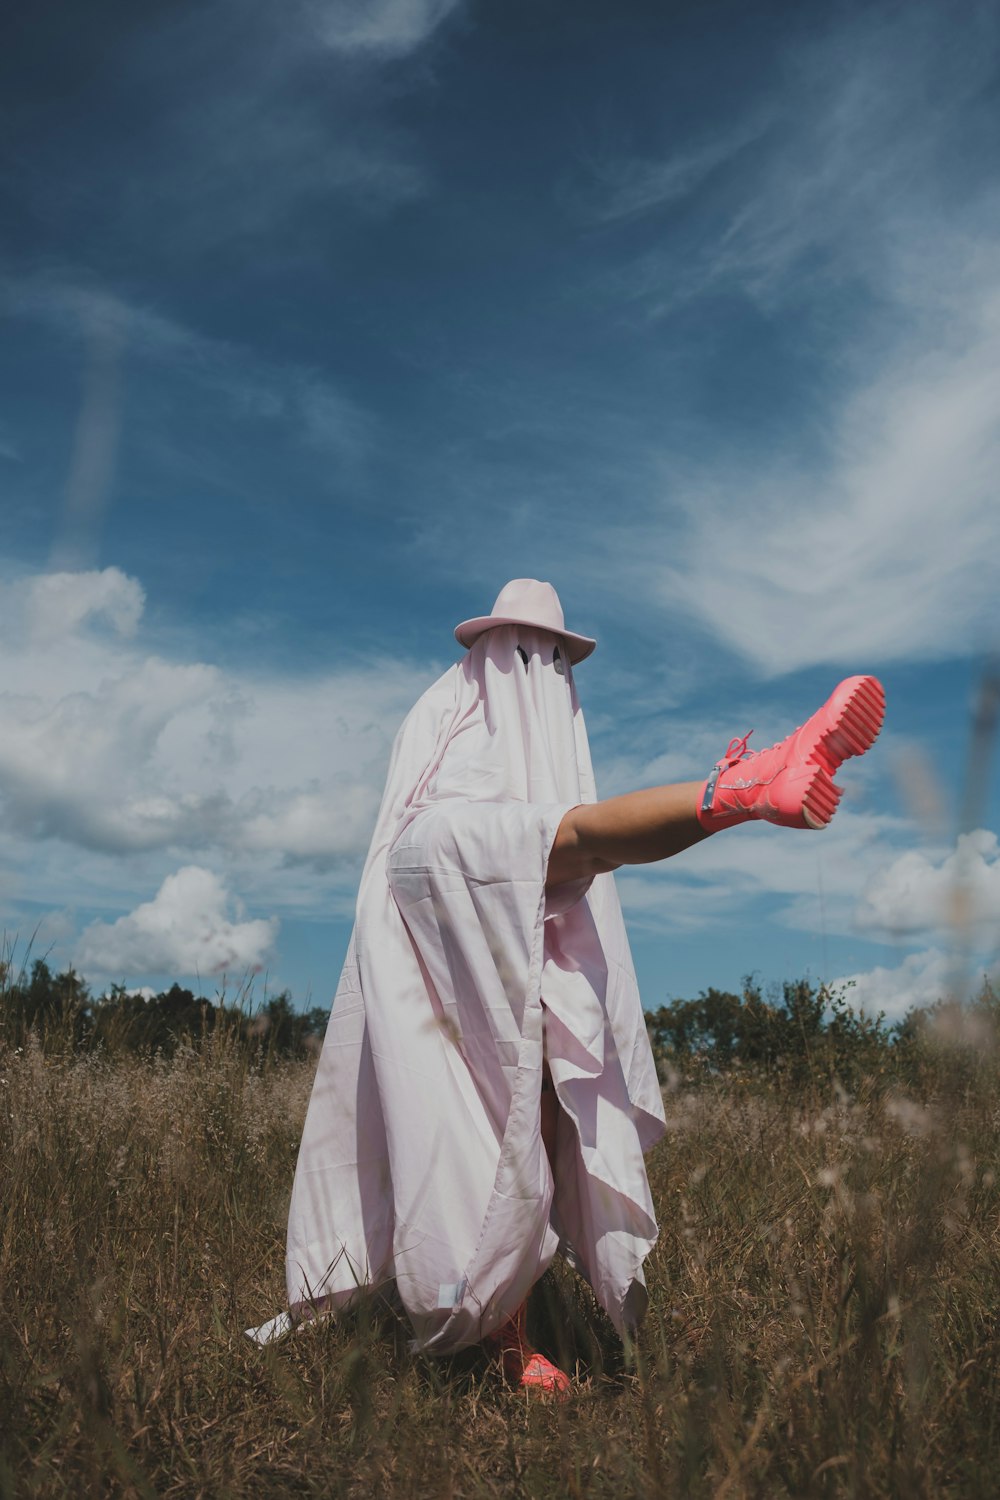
left=0, top=652, right=221, bottom=851
left=829, top=948, right=954, bottom=1021
left=856, top=829, right=1000, bottom=942
left=238, top=785, right=383, bottom=862
left=0, top=566, right=432, bottom=872
left=0, top=565, right=439, bottom=984
left=829, top=947, right=1000, bottom=1023
left=24, top=567, right=145, bottom=642
left=75, top=866, right=277, bottom=977
left=0, top=563, right=970, bottom=1010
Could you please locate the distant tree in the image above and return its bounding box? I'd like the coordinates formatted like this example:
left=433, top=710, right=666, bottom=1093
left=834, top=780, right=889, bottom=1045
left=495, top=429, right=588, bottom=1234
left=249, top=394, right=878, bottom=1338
left=89, top=982, right=221, bottom=1054
left=2, top=959, right=92, bottom=1047
left=646, top=975, right=896, bottom=1091
left=244, top=993, right=329, bottom=1059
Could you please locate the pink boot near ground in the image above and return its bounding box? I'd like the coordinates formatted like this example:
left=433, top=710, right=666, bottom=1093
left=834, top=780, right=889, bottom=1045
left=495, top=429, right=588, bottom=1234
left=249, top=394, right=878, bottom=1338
left=697, top=675, right=885, bottom=833
left=485, top=1304, right=572, bottom=1399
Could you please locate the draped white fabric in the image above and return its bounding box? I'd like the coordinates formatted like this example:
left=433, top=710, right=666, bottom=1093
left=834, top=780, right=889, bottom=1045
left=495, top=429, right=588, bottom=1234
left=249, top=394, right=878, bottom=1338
left=285, top=625, right=665, bottom=1352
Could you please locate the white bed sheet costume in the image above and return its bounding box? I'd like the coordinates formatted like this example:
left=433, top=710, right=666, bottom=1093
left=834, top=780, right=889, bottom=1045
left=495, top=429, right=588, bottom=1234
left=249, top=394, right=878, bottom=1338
left=284, top=584, right=666, bottom=1354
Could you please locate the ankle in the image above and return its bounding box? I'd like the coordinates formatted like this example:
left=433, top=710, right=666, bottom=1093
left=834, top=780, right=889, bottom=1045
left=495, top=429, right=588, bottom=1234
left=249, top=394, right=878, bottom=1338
left=696, top=738, right=754, bottom=832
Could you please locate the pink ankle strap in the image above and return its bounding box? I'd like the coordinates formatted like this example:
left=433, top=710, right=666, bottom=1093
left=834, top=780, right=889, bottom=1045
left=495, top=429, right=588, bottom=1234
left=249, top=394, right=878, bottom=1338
left=701, top=729, right=754, bottom=817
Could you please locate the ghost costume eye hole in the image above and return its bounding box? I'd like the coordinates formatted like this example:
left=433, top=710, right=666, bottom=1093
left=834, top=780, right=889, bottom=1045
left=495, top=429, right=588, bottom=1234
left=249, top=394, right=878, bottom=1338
left=516, top=645, right=529, bottom=670
left=553, top=645, right=565, bottom=676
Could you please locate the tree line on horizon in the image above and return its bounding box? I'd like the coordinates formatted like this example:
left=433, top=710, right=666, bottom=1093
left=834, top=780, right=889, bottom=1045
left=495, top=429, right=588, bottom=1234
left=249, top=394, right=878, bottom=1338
left=0, top=958, right=331, bottom=1060
left=644, top=972, right=999, bottom=1092
left=1, top=957, right=996, bottom=1091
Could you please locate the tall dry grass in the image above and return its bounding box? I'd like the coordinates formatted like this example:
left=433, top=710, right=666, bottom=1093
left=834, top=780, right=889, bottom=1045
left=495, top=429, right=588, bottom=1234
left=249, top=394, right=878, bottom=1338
left=2, top=1018, right=997, bottom=1498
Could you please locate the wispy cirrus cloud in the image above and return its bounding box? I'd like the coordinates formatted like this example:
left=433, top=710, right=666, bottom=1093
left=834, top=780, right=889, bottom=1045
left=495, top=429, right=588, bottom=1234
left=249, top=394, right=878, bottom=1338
left=7, top=0, right=465, bottom=265
left=584, top=3, right=999, bottom=312
left=565, top=3, right=1000, bottom=676
left=582, top=116, right=770, bottom=228
left=646, top=277, right=1000, bottom=674
left=855, top=830, right=1000, bottom=944
left=2, top=274, right=373, bottom=468
left=314, top=0, right=465, bottom=57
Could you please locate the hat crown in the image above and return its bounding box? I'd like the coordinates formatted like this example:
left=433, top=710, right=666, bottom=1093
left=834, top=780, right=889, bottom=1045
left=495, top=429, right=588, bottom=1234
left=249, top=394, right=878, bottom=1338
left=490, top=578, right=565, bottom=632
left=453, top=577, right=596, bottom=662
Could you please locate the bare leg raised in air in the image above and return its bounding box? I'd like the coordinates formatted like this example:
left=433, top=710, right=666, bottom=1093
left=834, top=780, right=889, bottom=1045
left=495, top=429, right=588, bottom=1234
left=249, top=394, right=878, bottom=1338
left=547, top=674, right=885, bottom=888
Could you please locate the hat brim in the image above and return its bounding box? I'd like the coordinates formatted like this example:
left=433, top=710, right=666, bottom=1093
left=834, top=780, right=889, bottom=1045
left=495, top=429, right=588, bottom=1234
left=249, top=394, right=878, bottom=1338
left=454, top=615, right=596, bottom=665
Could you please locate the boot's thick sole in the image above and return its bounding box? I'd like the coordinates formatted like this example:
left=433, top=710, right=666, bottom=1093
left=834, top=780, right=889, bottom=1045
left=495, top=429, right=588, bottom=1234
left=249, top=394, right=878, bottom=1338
left=797, top=675, right=886, bottom=828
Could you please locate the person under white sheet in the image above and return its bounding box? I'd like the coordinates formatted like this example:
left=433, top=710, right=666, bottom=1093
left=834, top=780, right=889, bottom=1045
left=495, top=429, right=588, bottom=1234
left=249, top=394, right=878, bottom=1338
left=267, top=578, right=884, bottom=1396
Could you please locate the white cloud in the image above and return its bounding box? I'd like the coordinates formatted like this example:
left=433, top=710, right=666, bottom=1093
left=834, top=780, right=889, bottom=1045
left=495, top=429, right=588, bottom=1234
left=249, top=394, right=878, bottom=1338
left=24, top=567, right=144, bottom=642
left=0, top=565, right=442, bottom=985
left=0, top=565, right=974, bottom=1005
left=829, top=948, right=951, bottom=1021
left=828, top=946, right=1000, bottom=1023
left=614, top=867, right=737, bottom=933
left=75, top=866, right=277, bottom=978
left=238, top=786, right=382, bottom=862
left=856, top=829, right=1000, bottom=942
left=0, top=566, right=434, bottom=874
left=0, top=652, right=221, bottom=851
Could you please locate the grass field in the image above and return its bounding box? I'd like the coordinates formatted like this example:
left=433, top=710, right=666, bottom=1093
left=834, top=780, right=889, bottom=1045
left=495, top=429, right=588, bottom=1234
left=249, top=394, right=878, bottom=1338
left=2, top=1019, right=998, bottom=1498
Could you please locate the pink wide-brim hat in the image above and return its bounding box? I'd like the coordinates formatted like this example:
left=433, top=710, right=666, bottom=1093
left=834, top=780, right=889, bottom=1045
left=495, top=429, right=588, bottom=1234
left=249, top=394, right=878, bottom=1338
left=454, top=578, right=596, bottom=664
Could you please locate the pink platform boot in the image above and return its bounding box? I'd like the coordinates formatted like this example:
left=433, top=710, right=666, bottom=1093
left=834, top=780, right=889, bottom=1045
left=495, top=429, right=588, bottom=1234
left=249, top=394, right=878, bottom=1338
left=697, top=675, right=885, bottom=832
left=485, top=1303, right=572, bottom=1399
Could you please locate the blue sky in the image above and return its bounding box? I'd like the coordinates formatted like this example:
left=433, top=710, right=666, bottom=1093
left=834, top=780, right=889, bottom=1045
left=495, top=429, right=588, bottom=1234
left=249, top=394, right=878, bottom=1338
left=2, top=0, right=998, bottom=1019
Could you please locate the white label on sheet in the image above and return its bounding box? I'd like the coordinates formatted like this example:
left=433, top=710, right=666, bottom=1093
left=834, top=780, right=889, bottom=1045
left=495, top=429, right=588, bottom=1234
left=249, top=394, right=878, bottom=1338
left=436, top=1279, right=467, bottom=1310
left=244, top=1311, right=295, bottom=1346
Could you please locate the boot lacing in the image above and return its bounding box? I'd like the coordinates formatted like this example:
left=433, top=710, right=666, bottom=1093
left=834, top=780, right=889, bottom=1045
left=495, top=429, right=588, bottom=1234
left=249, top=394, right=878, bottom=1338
left=722, top=730, right=753, bottom=764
